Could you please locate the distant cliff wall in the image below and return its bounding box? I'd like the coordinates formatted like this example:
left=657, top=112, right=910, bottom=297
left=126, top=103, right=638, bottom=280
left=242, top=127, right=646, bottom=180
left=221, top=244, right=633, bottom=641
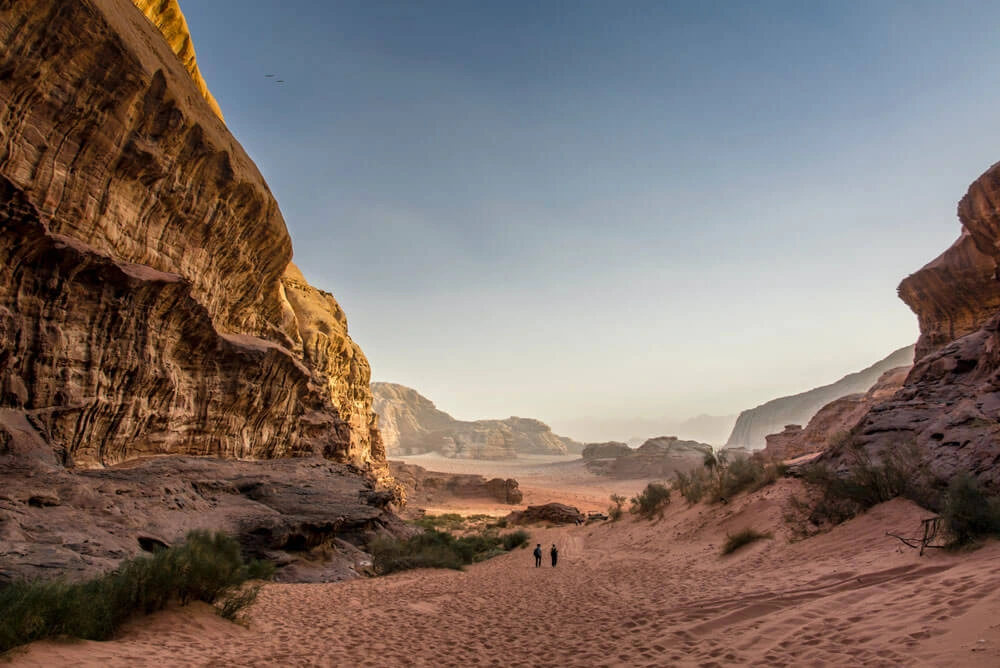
left=724, top=346, right=914, bottom=451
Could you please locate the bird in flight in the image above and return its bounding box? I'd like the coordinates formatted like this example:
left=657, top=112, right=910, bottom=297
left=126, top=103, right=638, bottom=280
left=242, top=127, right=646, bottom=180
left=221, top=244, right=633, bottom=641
left=265, top=73, right=274, bottom=78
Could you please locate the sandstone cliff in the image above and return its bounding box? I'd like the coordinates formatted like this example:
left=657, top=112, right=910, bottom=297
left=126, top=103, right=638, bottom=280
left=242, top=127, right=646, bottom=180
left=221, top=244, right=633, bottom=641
left=761, top=366, right=909, bottom=461
left=0, top=0, right=385, bottom=474
left=373, top=382, right=582, bottom=458
left=724, top=345, right=915, bottom=451
left=389, top=461, right=523, bottom=506
left=132, top=0, right=224, bottom=120
left=825, top=162, right=1000, bottom=488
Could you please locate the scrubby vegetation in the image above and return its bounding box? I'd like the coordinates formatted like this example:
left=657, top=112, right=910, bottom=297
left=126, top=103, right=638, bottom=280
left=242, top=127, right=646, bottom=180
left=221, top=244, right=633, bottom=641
left=941, top=473, right=1000, bottom=546
left=721, top=528, right=773, bottom=555
left=630, top=483, right=672, bottom=519
left=370, top=528, right=530, bottom=575
left=410, top=513, right=508, bottom=532
left=674, top=452, right=786, bottom=505
left=608, top=494, right=627, bottom=522
left=799, top=440, right=934, bottom=527
left=0, top=530, right=273, bottom=653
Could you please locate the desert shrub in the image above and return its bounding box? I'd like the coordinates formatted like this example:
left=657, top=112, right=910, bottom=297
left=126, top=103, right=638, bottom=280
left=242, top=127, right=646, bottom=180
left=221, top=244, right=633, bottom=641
left=721, top=528, right=773, bottom=555
left=674, top=469, right=710, bottom=504
left=801, top=441, right=935, bottom=527
left=608, top=494, right=627, bottom=521
left=630, top=483, right=672, bottom=519
left=502, top=529, right=530, bottom=551
left=941, top=473, right=1000, bottom=546
left=411, top=513, right=466, bottom=531
left=0, top=531, right=271, bottom=653
left=370, top=527, right=529, bottom=575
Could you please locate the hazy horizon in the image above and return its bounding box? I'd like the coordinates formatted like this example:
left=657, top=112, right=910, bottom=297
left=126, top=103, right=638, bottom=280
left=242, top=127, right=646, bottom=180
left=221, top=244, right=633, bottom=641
left=181, top=1, right=1000, bottom=433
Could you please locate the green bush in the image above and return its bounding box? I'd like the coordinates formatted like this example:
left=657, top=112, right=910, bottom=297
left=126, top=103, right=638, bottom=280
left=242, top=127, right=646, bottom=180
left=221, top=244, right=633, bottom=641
left=608, top=494, right=627, bottom=522
left=501, top=529, right=530, bottom=551
left=721, top=528, right=773, bottom=555
left=370, top=527, right=530, bottom=575
left=630, top=483, right=672, bottom=519
left=941, top=473, right=1000, bottom=546
left=0, top=531, right=272, bottom=653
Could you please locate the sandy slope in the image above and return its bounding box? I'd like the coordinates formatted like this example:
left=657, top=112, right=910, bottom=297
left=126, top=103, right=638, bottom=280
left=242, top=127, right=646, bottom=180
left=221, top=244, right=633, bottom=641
left=10, top=479, right=1000, bottom=667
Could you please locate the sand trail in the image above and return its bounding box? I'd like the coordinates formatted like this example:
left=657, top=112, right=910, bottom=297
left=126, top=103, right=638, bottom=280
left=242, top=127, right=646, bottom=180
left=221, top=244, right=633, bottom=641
left=10, top=482, right=1000, bottom=667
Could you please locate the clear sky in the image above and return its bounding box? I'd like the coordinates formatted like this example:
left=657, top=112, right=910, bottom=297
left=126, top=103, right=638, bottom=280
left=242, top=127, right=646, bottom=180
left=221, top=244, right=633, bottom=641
left=182, top=1, right=1000, bottom=441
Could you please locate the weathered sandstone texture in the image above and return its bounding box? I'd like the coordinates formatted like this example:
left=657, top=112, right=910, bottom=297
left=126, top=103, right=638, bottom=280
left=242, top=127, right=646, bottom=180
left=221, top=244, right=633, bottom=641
left=0, top=415, right=404, bottom=584
left=724, top=346, right=915, bottom=451
left=373, top=382, right=582, bottom=458
left=762, top=367, right=910, bottom=461
left=507, top=503, right=584, bottom=526
left=131, top=0, right=224, bottom=120
left=584, top=436, right=713, bottom=479
left=0, top=0, right=386, bottom=480
left=825, top=161, right=1000, bottom=488
left=389, top=461, right=523, bottom=506
left=581, top=441, right=632, bottom=460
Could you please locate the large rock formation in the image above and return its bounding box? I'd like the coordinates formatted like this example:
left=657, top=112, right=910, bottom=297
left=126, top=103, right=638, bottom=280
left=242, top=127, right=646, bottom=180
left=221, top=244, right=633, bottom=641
left=584, top=436, right=713, bottom=479
left=0, top=0, right=384, bottom=474
left=762, top=366, right=910, bottom=461
left=724, top=345, right=915, bottom=451
left=825, top=162, right=1000, bottom=489
left=389, top=461, right=523, bottom=506
left=372, top=382, right=582, bottom=458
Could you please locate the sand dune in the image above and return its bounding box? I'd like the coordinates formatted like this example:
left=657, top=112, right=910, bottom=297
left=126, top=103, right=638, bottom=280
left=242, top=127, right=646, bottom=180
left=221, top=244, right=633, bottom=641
left=10, top=480, right=1000, bottom=667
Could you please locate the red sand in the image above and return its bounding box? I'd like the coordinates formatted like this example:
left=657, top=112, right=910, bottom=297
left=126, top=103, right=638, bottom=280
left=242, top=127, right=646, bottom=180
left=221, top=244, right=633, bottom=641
left=10, top=479, right=1000, bottom=667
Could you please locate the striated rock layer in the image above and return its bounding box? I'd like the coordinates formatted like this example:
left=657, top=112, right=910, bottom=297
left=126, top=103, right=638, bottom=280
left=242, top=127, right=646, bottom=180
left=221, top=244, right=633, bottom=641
left=0, top=0, right=386, bottom=478
left=825, top=162, right=1000, bottom=488
left=373, top=382, right=582, bottom=458
left=762, top=366, right=909, bottom=461
left=724, top=346, right=915, bottom=451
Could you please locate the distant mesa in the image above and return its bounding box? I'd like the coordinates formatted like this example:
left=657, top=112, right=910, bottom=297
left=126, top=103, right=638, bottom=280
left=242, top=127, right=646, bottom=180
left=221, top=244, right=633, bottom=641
left=582, top=436, right=714, bottom=479
left=389, top=461, right=523, bottom=506
left=372, top=382, right=583, bottom=459
left=723, top=345, right=915, bottom=452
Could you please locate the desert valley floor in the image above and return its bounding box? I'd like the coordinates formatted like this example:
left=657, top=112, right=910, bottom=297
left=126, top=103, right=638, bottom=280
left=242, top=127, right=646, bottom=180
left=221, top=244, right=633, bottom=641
left=8, top=466, right=1000, bottom=668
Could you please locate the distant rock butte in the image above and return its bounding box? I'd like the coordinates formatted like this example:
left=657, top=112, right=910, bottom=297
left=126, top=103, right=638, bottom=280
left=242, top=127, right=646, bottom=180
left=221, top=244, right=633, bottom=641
left=825, top=161, right=1000, bottom=487
left=724, top=345, right=915, bottom=451
left=389, top=461, right=523, bottom=506
left=372, top=382, right=582, bottom=459
left=762, top=366, right=910, bottom=461
left=583, top=436, right=713, bottom=479
left=0, top=1, right=387, bottom=479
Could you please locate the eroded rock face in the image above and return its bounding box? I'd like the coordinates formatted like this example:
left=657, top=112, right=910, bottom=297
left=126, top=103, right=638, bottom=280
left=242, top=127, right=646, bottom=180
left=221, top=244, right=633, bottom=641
left=0, top=0, right=385, bottom=475
left=724, top=346, right=915, bottom=451
left=373, top=382, right=581, bottom=458
left=132, top=0, right=224, bottom=120
left=762, top=367, right=910, bottom=461
left=825, top=161, right=1000, bottom=489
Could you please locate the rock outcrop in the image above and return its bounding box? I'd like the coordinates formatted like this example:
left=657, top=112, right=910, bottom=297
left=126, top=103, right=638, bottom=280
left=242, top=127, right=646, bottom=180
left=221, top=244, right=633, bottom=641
left=825, top=162, right=1000, bottom=489
left=581, top=442, right=632, bottom=460
left=372, top=382, right=582, bottom=458
left=762, top=367, right=909, bottom=461
left=0, top=0, right=385, bottom=475
left=584, top=436, right=713, bottom=479
left=389, top=461, right=523, bottom=506
left=507, top=503, right=584, bottom=526
left=724, top=346, right=915, bottom=451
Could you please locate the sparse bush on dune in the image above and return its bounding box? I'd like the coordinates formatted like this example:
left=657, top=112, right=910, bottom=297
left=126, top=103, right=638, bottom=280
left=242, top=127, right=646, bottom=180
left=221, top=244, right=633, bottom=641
left=721, top=528, right=773, bottom=555
left=674, top=453, right=786, bottom=506
left=370, top=527, right=530, bottom=575
left=0, top=530, right=273, bottom=653
left=630, top=483, right=672, bottom=519
left=941, top=473, right=1000, bottom=546
left=800, top=440, right=935, bottom=528
left=608, top=494, right=627, bottom=521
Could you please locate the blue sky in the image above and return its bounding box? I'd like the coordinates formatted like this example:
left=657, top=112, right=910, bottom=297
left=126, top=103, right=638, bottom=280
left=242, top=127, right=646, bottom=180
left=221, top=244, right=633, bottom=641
left=182, top=1, right=1000, bottom=440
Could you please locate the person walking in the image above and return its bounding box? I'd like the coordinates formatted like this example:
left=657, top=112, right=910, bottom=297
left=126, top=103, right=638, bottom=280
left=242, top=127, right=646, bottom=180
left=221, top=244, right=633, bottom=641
left=533, top=543, right=542, bottom=567
left=550, top=544, right=558, bottom=567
